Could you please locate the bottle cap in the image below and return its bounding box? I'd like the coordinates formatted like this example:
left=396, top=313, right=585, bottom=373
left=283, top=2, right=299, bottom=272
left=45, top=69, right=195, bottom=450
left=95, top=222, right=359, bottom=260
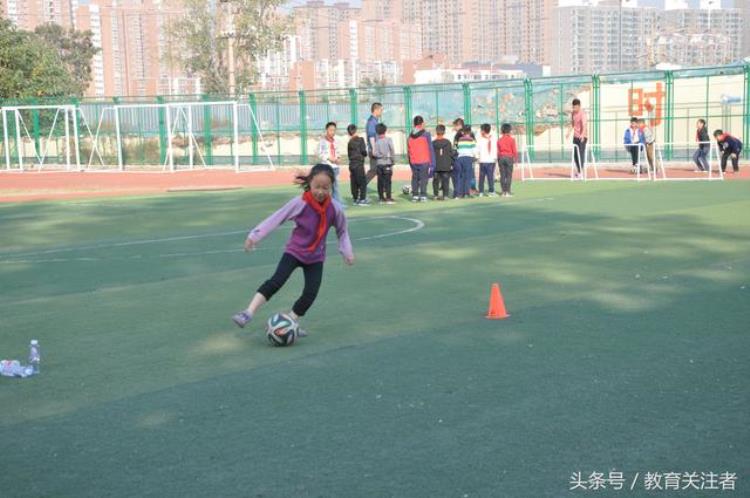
left=30, top=340, right=39, bottom=346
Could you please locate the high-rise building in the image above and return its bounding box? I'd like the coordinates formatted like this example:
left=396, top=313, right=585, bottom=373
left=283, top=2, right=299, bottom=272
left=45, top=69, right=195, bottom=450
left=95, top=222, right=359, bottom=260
left=495, top=0, right=555, bottom=66
left=294, top=1, right=360, bottom=61
left=419, top=0, right=469, bottom=63
left=653, top=6, right=742, bottom=66
left=364, top=0, right=551, bottom=66
left=2, top=0, right=78, bottom=31
left=281, top=0, right=419, bottom=90
left=75, top=0, right=191, bottom=97
left=742, top=0, right=750, bottom=57
left=551, top=3, right=658, bottom=75
left=550, top=1, right=741, bottom=75
left=256, top=35, right=302, bottom=91
left=360, top=0, right=403, bottom=22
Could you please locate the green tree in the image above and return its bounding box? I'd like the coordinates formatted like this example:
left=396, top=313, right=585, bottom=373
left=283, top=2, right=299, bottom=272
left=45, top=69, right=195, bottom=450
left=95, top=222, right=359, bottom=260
left=34, top=23, right=99, bottom=96
left=0, top=18, right=77, bottom=98
left=166, top=0, right=289, bottom=95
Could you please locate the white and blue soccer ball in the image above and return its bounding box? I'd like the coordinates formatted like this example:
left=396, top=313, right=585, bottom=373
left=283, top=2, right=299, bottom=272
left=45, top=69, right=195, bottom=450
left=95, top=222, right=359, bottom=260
left=402, top=184, right=412, bottom=195
left=266, top=313, right=299, bottom=347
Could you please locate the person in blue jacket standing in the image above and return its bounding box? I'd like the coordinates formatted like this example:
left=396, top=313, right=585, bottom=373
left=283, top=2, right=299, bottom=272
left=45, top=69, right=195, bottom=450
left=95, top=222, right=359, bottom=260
left=366, top=103, right=383, bottom=185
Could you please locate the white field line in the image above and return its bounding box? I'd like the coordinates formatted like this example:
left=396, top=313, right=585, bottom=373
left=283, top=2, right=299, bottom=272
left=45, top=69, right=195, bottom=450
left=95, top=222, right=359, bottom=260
left=0, top=216, right=425, bottom=264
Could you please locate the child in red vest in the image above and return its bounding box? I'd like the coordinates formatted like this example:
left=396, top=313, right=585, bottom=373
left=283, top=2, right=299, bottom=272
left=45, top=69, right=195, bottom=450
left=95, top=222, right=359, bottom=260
left=407, top=115, right=436, bottom=202
left=497, top=123, right=518, bottom=197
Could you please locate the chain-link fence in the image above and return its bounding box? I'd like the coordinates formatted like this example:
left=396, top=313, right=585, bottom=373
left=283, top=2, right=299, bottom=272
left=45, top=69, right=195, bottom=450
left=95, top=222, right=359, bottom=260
left=0, top=64, right=747, bottom=170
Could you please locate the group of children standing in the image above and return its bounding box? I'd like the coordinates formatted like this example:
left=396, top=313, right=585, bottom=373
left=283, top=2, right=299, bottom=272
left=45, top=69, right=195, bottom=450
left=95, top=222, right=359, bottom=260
left=342, top=116, right=519, bottom=205
left=413, top=117, right=518, bottom=201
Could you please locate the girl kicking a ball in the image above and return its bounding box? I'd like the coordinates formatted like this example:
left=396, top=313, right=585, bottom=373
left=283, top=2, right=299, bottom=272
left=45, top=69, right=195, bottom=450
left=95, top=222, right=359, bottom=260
left=232, top=163, right=355, bottom=335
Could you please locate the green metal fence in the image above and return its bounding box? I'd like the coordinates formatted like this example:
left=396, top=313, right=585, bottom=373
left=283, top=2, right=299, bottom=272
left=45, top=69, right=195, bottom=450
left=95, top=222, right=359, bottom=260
left=0, top=64, right=747, bottom=169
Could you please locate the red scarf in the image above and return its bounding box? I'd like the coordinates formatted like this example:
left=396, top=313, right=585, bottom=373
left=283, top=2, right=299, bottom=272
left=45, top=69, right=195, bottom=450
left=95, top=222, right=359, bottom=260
left=326, top=136, right=335, bottom=161
left=303, top=190, right=331, bottom=252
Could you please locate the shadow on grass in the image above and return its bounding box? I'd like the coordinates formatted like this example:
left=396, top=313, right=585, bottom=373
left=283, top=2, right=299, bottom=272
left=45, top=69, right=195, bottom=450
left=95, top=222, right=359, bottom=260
left=0, top=184, right=748, bottom=497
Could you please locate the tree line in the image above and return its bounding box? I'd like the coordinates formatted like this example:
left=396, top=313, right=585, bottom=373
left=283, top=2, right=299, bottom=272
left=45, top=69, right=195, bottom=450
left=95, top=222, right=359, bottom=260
left=0, top=19, right=98, bottom=99
left=0, top=0, right=289, bottom=99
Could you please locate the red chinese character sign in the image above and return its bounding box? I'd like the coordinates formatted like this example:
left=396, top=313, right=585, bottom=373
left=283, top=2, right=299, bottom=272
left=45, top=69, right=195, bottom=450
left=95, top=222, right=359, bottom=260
left=628, top=82, right=666, bottom=128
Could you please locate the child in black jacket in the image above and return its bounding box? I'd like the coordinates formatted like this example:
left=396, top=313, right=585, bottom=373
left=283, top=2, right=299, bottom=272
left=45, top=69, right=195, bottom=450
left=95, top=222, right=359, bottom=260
left=347, top=124, right=369, bottom=205
left=432, top=124, right=453, bottom=200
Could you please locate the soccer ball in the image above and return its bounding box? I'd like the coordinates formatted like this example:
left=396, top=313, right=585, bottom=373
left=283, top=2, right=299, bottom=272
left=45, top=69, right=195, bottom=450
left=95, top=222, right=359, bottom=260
left=266, top=313, right=299, bottom=347
left=402, top=184, right=412, bottom=195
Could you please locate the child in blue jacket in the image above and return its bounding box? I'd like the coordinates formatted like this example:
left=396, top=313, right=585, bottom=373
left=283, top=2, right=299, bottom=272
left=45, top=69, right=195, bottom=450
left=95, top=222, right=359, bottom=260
left=624, top=117, right=645, bottom=173
left=714, top=130, right=743, bottom=174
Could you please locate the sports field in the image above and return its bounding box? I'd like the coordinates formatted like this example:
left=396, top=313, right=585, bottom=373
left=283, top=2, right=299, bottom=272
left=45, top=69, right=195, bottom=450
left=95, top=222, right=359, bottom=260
left=1, top=179, right=748, bottom=497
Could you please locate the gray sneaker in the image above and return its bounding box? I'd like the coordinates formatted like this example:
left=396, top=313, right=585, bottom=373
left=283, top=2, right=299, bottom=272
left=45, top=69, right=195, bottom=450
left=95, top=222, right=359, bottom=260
left=297, top=327, right=308, bottom=338
left=232, top=311, right=253, bottom=328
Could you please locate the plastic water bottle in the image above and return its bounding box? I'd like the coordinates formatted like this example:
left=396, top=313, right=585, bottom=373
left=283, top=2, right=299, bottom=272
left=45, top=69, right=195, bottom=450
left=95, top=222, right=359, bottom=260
left=28, top=340, right=40, bottom=375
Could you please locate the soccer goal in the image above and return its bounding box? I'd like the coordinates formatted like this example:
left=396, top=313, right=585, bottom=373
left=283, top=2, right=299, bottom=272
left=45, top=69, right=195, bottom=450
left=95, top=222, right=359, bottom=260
left=84, top=100, right=274, bottom=172
left=652, top=141, right=723, bottom=181
left=1, top=105, right=81, bottom=171
left=585, top=143, right=655, bottom=181
left=519, top=143, right=591, bottom=181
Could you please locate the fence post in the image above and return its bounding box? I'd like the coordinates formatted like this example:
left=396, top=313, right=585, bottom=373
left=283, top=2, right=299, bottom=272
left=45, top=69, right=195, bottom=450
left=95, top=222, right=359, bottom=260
left=113, top=96, right=123, bottom=169
left=523, top=78, right=535, bottom=160
left=665, top=70, right=674, bottom=161
left=248, top=93, right=259, bottom=165
left=592, top=74, right=601, bottom=159
left=29, top=98, right=41, bottom=160
left=299, top=90, right=307, bottom=165
left=404, top=85, right=413, bottom=132
left=744, top=63, right=750, bottom=159
left=494, top=88, right=501, bottom=133
left=462, top=83, right=472, bottom=124
left=349, top=88, right=358, bottom=126
left=70, top=96, right=81, bottom=169
left=157, top=95, right=167, bottom=165
left=201, top=94, right=213, bottom=166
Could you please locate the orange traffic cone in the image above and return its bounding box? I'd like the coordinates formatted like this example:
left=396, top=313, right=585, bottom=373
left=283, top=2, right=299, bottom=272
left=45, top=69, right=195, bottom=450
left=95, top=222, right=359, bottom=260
left=486, top=283, right=510, bottom=320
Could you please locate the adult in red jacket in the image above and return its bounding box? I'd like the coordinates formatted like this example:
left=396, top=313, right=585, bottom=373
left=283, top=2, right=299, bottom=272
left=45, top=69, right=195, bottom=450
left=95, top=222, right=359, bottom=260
left=407, top=115, right=436, bottom=201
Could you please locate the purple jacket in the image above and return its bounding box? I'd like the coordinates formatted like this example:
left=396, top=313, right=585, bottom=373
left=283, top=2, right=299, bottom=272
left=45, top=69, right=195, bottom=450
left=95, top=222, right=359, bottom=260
left=247, top=196, right=353, bottom=264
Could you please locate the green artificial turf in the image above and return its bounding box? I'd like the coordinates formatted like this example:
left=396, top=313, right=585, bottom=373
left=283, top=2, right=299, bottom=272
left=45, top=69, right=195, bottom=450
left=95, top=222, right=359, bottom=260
left=0, top=181, right=748, bottom=497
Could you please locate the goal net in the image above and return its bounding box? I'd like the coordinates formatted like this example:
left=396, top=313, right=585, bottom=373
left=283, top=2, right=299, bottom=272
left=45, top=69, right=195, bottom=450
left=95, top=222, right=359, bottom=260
left=586, top=143, right=655, bottom=181
left=519, top=143, right=592, bottom=181
left=652, top=141, right=723, bottom=181
left=1, top=105, right=82, bottom=172
left=520, top=141, right=724, bottom=182
left=81, top=100, right=274, bottom=172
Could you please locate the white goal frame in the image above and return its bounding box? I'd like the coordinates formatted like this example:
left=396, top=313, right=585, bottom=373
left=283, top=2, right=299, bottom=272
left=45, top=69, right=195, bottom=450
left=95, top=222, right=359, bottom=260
left=520, top=141, right=724, bottom=182
left=652, top=141, right=723, bottom=182
left=1, top=105, right=81, bottom=172
left=85, top=100, right=274, bottom=172
left=585, top=143, right=654, bottom=182
left=520, top=143, right=592, bottom=181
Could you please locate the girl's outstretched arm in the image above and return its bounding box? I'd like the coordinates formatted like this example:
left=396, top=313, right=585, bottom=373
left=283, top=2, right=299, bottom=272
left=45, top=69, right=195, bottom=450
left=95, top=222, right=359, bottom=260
left=334, top=206, right=354, bottom=265
left=247, top=197, right=305, bottom=247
